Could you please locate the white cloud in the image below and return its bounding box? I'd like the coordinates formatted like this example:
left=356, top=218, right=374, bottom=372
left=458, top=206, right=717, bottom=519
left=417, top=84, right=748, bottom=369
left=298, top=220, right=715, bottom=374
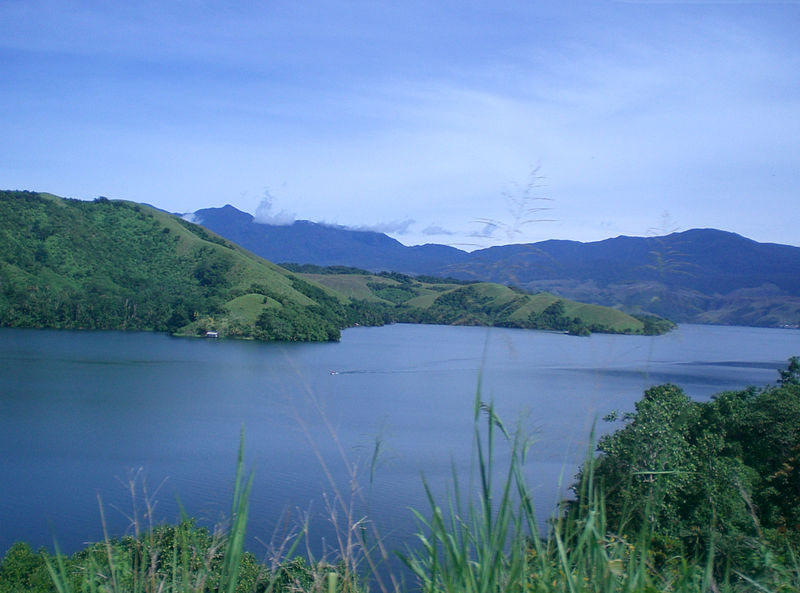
left=253, top=189, right=296, bottom=226
left=422, top=224, right=456, bottom=236
left=350, top=219, right=416, bottom=235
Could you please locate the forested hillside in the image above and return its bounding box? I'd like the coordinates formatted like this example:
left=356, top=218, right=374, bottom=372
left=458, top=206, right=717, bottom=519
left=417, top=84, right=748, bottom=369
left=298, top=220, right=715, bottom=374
left=0, top=191, right=348, bottom=341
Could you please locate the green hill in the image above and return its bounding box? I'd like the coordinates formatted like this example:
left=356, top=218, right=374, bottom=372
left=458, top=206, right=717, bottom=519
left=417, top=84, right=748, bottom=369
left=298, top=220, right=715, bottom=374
left=291, top=266, right=669, bottom=335
left=0, top=191, right=670, bottom=340
left=0, top=191, right=347, bottom=341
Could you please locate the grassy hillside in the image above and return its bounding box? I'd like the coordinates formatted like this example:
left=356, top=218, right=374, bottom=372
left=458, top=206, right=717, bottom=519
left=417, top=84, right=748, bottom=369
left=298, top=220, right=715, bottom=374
left=294, top=267, right=668, bottom=335
left=0, top=191, right=348, bottom=341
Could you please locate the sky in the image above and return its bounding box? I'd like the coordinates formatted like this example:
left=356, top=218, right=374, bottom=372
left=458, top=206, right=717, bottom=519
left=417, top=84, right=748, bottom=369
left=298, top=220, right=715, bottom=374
left=1, top=1, right=799, bottom=250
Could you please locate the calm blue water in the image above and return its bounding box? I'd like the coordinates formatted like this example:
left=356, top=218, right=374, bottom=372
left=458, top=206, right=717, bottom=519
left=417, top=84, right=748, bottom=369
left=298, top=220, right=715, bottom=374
left=1, top=323, right=798, bottom=563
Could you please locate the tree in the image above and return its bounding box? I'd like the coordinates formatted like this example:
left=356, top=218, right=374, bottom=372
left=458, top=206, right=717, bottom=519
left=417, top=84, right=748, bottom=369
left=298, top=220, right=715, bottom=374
left=778, top=355, right=800, bottom=386
left=576, top=358, right=800, bottom=573
left=592, top=384, right=698, bottom=535
left=0, top=542, right=54, bottom=593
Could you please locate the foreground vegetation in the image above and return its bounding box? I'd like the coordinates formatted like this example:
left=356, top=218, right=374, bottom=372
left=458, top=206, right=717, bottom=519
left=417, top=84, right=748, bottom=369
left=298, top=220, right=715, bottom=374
left=573, top=356, right=800, bottom=577
left=2, top=359, right=798, bottom=592
left=0, top=191, right=670, bottom=340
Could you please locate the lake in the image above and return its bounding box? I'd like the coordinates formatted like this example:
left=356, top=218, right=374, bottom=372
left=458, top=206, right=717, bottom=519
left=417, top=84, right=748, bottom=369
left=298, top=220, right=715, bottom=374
left=1, top=323, right=798, bottom=564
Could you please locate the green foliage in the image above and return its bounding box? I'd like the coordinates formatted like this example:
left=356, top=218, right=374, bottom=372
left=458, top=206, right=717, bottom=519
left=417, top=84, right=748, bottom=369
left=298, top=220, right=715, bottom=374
left=525, top=299, right=592, bottom=334
left=592, top=384, right=700, bottom=535
left=403, top=382, right=800, bottom=593
left=245, top=275, right=349, bottom=341
left=280, top=264, right=472, bottom=286
left=0, top=522, right=359, bottom=593
left=405, top=290, right=596, bottom=335
left=397, top=284, right=526, bottom=328
left=411, top=274, right=472, bottom=286
left=46, top=521, right=263, bottom=593
left=778, top=355, right=800, bottom=386
left=342, top=299, right=396, bottom=326
left=289, top=276, right=349, bottom=327
left=254, top=304, right=341, bottom=341
left=632, top=314, right=677, bottom=336
left=0, top=542, right=54, bottom=593
left=279, top=263, right=372, bottom=276
left=376, top=271, right=415, bottom=285
left=176, top=218, right=232, bottom=248
left=575, top=359, right=800, bottom=578
left=366, top=281, right=418, bottom=304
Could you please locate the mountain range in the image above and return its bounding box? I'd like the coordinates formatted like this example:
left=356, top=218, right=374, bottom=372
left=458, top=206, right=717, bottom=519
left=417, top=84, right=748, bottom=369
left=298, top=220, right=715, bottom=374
left=192, top=205, right=800, bottom=328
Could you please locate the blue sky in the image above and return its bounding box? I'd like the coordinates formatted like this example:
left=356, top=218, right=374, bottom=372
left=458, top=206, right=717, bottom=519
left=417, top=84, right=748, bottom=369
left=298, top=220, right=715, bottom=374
left=1, top=1, right=798, bottom=249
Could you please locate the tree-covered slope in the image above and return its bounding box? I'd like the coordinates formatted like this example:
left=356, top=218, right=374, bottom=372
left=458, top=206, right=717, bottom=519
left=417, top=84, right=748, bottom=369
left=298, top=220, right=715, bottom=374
left=0, top=191, right=348, bottom=341
left=288, top=265, right=671, bottom=335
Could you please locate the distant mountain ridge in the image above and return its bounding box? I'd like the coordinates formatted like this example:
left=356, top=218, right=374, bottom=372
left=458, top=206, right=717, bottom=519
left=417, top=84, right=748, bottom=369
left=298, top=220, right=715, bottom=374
left=191, top=205, right=469, bottom=273
left=193, top=205, right=800, bottom=328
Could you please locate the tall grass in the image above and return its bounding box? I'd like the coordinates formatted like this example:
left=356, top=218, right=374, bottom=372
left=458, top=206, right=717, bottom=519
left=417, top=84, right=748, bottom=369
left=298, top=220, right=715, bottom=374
left=399, top=386, right=797, bottom=593
left=400, top=387, right=539, bottom=593
left=43, top=431, right=315, bottom=593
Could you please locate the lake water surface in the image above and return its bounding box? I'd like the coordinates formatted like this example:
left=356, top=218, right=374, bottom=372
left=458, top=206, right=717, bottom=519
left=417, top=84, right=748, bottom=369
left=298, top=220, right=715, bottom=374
left=1, top=323, right=798, bottom=560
